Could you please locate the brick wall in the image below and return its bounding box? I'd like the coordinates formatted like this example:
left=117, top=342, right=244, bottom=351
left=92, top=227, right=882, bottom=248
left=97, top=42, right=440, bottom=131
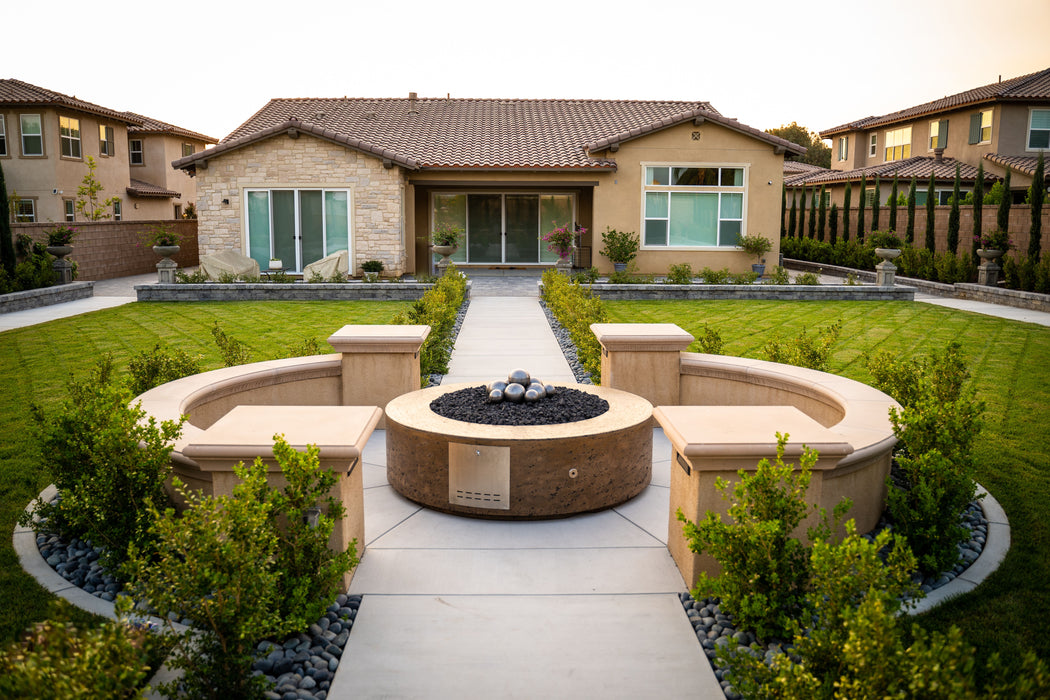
left=10, top=220, right=199, bottom=281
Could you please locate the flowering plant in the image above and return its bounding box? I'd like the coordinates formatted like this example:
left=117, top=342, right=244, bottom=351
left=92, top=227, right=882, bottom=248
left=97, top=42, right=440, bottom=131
left=431, top=223, right=464, bottom=247
left=974, top=229, right=1011, bottom=251
left=46, top=226, right=78, bottom=246
left=141, top=224, right=181, bottom=247
left=542, top=225, right=583, bottom=258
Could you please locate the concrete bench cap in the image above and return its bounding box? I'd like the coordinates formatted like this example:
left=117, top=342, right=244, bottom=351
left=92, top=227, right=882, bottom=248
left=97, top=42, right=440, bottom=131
left=590, top=323, right=695, bottom=352
left=328, top=324, right=430, bottom=353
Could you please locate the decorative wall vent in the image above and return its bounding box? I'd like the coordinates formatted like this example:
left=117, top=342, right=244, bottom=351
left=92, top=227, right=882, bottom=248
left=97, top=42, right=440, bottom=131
left=448, top=442, right=510, bottom=510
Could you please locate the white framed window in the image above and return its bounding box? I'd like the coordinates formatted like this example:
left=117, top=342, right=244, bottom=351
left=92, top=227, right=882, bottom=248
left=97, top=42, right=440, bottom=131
left=64, top=199, right=75, bottom=222
left=929, top=119, right=948, bottom=150
left=245, top=188, right=352, bottom=271
left=884, top=126, right=911, bottom=161
left=113, top=199, right=122, bottom=221
left=0, top=115, right=6, bottom=156
left=969, top=109, right=992, bottom=144
left=15, top=198, right=35, bottom=221
left=642, top=164, right=746, bottom=247
left=99, top=125, right=114, bottom=156
left=864, top=188, right=876, bottom=206
left=914, top=190, right=969, bottom=206
left=129, top=139, right=143, bottom=165
left=837, top=136, right=848, bottom=162
left=20, top=114, right=43, bottom=156
left=60, top=116, right=81, bottom=158
left=1028, top=108, right=1050, bottom=151
left=869, top=133, right=877, bottom=157
left=181, top=143, right=195, bottom=157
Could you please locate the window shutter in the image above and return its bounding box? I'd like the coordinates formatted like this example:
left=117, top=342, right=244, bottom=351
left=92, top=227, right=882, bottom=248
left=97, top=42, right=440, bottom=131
left=844, top=137, right=849, bottom=160
left=938, top=120, right=948, bottom=148
left=968, top=114, right=981, bottom=144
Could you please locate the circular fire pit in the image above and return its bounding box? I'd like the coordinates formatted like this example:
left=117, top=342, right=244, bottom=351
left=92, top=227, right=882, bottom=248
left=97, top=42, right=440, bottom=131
left=385, top=383, right=653, bottom=519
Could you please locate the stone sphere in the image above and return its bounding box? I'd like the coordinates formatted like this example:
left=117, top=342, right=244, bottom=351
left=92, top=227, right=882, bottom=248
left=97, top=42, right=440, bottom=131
left=524, top=388, right=541, bottom=403
left=544, top=384, right=557, bottom=396
left=487, top=380, right=508, bottom=393
left=527, top=383, right=547, bottom=399
left=487, top=389, right=504, bottom=403
left=503, top=383, right=526, bottom=403
left=508, top=368, right=531, bottom=386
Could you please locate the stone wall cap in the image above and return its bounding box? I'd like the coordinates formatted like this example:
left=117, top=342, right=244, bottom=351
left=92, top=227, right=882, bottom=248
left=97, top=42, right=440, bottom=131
left=590, top=323, right=694, bottom=351
left=327, top=324, right=431, bottom=352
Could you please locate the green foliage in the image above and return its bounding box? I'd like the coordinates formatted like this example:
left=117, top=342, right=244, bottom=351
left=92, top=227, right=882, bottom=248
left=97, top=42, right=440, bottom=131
left=984, top=180, right=1004, bottom=205
left=0, top=597, right=165, bottom=699
left=888, top=174, right=899, bottom=232
left=696, top=324, right=724, bottom=354
left=677, top=435, right=823, bottom=640
left=925, top=172, right=936, bottom=252
left=948, top=165, right=962, bottom=253
left=1030, top=151, right=1044, bottom=260
left=729, top=271, right=760, bottom=285
left=699, top=267, right=731, bottom=284
left=0, top=160, right=14, bottom=276
left=281, top=336, right=323, bottom=358
left=74, top=156, right=118, bottom=221
left=766, top=124, right=831, bottom=168
left=788, top=193, right=798, bottom=238
left=799, top=186, right=807, bottom=239
left=857, top=175, right=867, bottom=240
left=906, top=175, right=917, bottom=244
left=598, top=227, right=640, bottom=264
left=842, top=182, right=852, bottom=241
left=127, top=343, right=203, bottom=395
left=23, top=358, right=183, bottom=571
left=763, top=320, right=841, bottom=371
left=540, top=268, right=606, bottom=382
left=828, top=202, right=838, bottom=245
left=665, top=262, right=694, bottom=285
left=973, top=163, right=985, bottom=256
left=766, top=265, right=790, bottom=284
left=871, top=175, right=881, bottom=231
left=361, top=259, right=384, bottom=273
left=607, top=264, right=655, bottom=284
left=216, top=270, right=238, bottom=284
left=174, top=268, right=209, bottom=284
left=141, top=223, right=181, bottom=247
left=817, top=188, right=827, bottom=242
left=809, top=190, right=817, bottom=239
left=739, top=233, right=773, bottom=260
left=1003, top=254, right=1050, bottom=293
left=570, top=266, right=599, bottom=284
left=392, top=265, right=467, bottom=381
left=866, top=230, right=902, bottom=250
left=997, top=170, right=1011, bottom=233
left=307, top=270, right=327, bottom=283
left=793, top=271, right=821, bottom=286
left=211, top=322, right=252, bottom=367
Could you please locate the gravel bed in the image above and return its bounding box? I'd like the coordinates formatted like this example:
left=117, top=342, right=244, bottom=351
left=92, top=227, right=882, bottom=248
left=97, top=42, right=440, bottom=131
left=429, top=385, right=609, bottom=425
left=425, top=299, right=470, bottom=387
left=539, top=300, right=594, bottom=384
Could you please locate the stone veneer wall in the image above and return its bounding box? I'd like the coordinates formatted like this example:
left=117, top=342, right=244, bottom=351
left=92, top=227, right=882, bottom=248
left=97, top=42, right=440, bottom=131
left=193, top=135, right=407, bottom=275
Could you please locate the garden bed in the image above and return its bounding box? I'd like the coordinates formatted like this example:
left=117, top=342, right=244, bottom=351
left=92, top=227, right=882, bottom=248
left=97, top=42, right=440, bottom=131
left=134, top=281, right=460, bottom=302
left=545, top=281, right=915, bottom=302
left=0, top=281, right=94, bottom=314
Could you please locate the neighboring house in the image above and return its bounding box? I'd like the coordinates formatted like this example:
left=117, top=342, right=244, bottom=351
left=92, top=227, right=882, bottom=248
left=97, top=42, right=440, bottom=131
left=811, top=66, right=1050, bottom=207
left=173, top=94, right=804, bottom=277
left=0, top=79, right=216, bottom=224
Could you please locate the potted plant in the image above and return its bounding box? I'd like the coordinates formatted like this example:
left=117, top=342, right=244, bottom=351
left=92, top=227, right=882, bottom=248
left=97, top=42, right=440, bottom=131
left=45, top=225, right=78, bottom=257
left=738, top=233, right=773, bottom=276
left=867, top=230, right=903, bottom=264
left=142, top=224, right=182, bottom=257
left=599, top=227, right=639, bottom=272
left=431, top=223, right=463, bottom=268
left=975, top=229, right=1011, bottom=259
left=362, top=259, right=384, bottom=282
left=269, top=257, right=283, bottom=270
left=542, top=224, right=584, bottom=271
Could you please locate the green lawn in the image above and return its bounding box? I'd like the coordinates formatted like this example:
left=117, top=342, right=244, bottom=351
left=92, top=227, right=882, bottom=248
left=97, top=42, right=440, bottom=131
left=605, top=299, right=1050, bottom=665
left=0, top=300, right=409, bottom=643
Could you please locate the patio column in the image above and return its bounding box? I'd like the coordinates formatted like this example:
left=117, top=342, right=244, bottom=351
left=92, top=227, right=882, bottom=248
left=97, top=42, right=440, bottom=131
left=590, top=323, right=694, bottom=408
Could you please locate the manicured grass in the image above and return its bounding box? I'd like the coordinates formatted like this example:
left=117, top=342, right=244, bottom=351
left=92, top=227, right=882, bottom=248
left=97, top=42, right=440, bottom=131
left=605, top=299, right=1050, bottom=665
left=0, top=300, right=408, bottom=643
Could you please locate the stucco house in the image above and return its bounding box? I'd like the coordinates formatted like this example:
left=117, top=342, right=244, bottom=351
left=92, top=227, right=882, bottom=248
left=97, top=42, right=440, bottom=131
left=173, top=94, right=804, bottom=277
left=1, top=79, right=216, bottom=224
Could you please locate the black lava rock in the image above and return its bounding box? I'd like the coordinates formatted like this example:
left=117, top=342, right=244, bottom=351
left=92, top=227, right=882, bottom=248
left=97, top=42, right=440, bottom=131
left=429, top=385, right=609, bottom=426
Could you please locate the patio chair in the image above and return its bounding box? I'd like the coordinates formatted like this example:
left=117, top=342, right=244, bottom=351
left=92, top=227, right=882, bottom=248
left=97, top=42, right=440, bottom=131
left=303, top=249, right=349, bottom=280
left=199, top=251, right=260, bottom=280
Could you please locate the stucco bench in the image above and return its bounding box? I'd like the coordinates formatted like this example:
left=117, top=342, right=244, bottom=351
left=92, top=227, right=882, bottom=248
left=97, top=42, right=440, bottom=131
left=182, top=404, right=381, bottom=587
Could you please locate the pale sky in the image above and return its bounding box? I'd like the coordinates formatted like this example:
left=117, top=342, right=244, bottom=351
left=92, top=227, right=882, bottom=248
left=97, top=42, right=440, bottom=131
left=6, top=0, right=1049, bottom=145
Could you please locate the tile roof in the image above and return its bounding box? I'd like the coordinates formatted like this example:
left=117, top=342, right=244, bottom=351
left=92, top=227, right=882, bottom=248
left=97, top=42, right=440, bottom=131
left=0, top=78, right=141, bottom=124
left=790, top=156, right=998, bottom=187
left=174, top=96, right=804, bottom=172
left=820, top=67, right=1050, bottom=137
left=783, top=160, right=828, bottom=174
left=125, top=112, right=217, bottom=144
left=126, top=179, right=181, bottom=198
left=984, top=153, right=1046, bottom=177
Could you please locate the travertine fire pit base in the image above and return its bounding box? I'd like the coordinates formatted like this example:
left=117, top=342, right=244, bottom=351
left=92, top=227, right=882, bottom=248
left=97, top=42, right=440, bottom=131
left=385, top=383, right=653, bottom=519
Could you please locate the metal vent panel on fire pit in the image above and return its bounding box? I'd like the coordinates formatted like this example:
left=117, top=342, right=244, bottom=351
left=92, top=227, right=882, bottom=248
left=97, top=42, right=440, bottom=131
left=448, top=442, right=510, bottom=510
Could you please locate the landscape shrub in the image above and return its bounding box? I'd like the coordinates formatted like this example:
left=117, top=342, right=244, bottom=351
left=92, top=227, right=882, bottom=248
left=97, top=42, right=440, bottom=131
left=763, top=320, right=841, bottom=372
left=698, top=267, right=731, bottom=284
left=665, top=262, right=694, bottom=285
left=728, top=271, right=759, bottom=285
left=127, top=343, right=203, bottom=395
left=793, top=271, right=821, bottom=286
left=174, top=269, right=209, bottom=284
left=392, top=264, right=467, bottom=381
left=211, top=322, right=252, bottom=367
left=570, top=266, right=599, bottom=284
left=281, top=336, right=323, bottom=358
left=22, top=358, right=183, bottom=572
left=766, top=265, right=790, bottom=284
left=0, top=598, right=165, bottom=699
left=696, top=324, right=724, bottom=354
left=541, top=269, right=606, bottom=382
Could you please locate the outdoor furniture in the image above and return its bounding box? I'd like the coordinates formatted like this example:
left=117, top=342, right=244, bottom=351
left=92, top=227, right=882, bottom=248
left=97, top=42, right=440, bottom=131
left=303, top=249, right=349, bottom=280
left=199, top=250, right=260, bottom=280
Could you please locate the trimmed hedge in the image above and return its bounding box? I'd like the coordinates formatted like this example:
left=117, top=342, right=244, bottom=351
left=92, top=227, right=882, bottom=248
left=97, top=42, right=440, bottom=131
left=540, top=270, right=606, bottom=383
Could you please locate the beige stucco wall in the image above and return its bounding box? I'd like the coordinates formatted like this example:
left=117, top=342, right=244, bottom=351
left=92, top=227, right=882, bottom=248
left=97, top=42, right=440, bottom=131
left=192, top=134, right=407, bottom=275
left=590, top=120, right=785, bottom=274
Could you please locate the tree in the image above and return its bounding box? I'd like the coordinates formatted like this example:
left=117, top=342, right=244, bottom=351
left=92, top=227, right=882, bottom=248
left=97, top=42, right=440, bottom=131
left=857, top=174, right=867, bottom=241
left=780, top=185, right=787, bottom=238
left=972, top=163, right=984, bottom=256
left=947, top=164, right=961, bottom=253
left=788, top=193, right=798, bottom=238
left=809, top=189, right=817, bottom=238
left=925, top=172, right=937, bottom=252
left=0, top=161, right=14, bottom=276
left=1029, top=152, right=1044, bottom=261
left=829, top=202, right=839, bottom=245
left=906, top=176, right=917, bottom=244
left=75, top=156, right=118, bottom=221
left=871, top=174, right=881, bottom=231
left=888, top=173, right=899, bottom=232
left=997, top=170, right=1011, bottom=233
left=817, top=186, right=827, bottom=242
left=843, top=181, right=852, bottom=241
left=766, top=122, right=832, bottom=168
left=799, top=187, right=807, bottom=239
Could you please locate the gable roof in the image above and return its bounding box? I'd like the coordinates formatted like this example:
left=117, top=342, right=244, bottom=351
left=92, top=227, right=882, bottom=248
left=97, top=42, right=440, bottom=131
left=125, top=112, right=217, bottom=144
left=820, top=66, right=1050, bottom=137
left=126, top=178, right=181, bottom=198
left=0, top=78, right=141, bottom=124
left=790, top=156, right=997, bottom=187
left=984, top=152, right=1046, bottom=178
left=173, top=96, right=805, bottom=173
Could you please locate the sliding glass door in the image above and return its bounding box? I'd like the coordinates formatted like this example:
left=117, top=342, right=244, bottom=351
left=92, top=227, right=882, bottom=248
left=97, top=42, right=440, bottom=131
left=431, top=192, right=576, bottom=265
left=245, top=189, right=350, bottom=271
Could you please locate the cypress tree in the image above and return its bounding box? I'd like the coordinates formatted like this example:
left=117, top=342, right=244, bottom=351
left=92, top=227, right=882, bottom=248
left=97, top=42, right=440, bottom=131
left=799, top=187, right=807, bottom=239
left=947, top=164, right=961, bottom=253
left=925, top=172, right=936, bottom=252
left=829, top=202, right=839, bottom=245
left=871, top=174, right=881, bottom=231
left=780, top=184, right=787, bottom=239
left=972, top=163, right=984, bottom=255
left=1030, top=152, right=1045, bottom=261
left=0, top=161, right=14, bottom=276
left=817, top=186, right=827, bottom=242
left=788, top=193, right=797, bottom=238
left=809, top=189, right=817, bottom=238
left=843, top=181, right=852, bottom=241
left=997, top=170, right=1011, bottom=233
left=906, top=176, right=917, bottom=244
left=888, top=173, right=899, bottom=232
left=857, top=174, right=867, bottom=241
